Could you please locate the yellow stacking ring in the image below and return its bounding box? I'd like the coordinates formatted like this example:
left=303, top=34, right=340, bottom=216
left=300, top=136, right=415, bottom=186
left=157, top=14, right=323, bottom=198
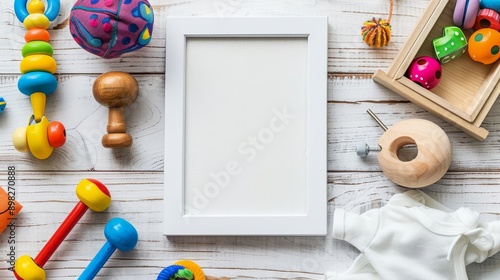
left=20, top=54, right=57, bottom=74
left=23, top=13, right=50, bottom=30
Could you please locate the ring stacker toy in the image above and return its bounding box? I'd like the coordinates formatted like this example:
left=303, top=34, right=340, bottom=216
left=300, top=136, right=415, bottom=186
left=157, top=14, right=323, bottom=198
left=92, top=72, right=139, bottom=148
left=78, top=218, right=138, bottom=280
left=453, top=0, right=480, bottom=29
left=13, top=0, right=66, bottom=160
left=356, top=109, right=452, bottom=188
left=14, top=179, right=111, bottom=280
left=157, top=260, right=206, bottom=280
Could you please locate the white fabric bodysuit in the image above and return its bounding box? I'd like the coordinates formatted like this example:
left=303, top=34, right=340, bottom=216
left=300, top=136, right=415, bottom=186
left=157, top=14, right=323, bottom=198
left=325, top=190, right=500, bottom=280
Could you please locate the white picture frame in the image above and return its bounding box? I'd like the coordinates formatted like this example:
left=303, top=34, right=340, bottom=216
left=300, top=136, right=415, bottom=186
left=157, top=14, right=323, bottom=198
left=164, top=17, right=328, bottom=236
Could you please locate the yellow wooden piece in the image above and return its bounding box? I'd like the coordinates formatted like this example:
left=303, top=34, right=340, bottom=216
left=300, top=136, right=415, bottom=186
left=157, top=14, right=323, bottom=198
left=20, top=54, right=57, bottom=74
left=377, top=119, right=452, bottom=188
left=23, top=13, right=50, bottom=29
left=14, top=255, right=46, bottom=280
left=27, top=0, right=45, bottom=14
left=76, top=179, right=112, bottom=212
left=30, top=92, right=46, bottom=123
left=26, top=116, right=53, bottom=160
left=12, top=126, right=29, bottom=153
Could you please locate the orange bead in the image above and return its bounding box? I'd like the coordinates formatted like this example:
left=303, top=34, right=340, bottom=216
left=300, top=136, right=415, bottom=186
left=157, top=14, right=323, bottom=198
left=47, top=121, right=66, bottom=148
left=25, top=28, right=51, bottom=43
left=468, top=28, right=500, bottom=64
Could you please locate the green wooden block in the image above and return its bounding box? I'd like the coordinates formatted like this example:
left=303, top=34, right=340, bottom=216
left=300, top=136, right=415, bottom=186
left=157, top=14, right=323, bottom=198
left=433, top=26, right=468, bottom=63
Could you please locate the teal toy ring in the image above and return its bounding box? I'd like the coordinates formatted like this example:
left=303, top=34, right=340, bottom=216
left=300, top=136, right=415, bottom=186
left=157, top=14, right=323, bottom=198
left=14, top=0, right=60, bottom=22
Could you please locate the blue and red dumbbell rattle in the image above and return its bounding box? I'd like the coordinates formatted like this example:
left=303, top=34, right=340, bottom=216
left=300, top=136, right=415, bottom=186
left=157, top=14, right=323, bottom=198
left=14, top=179, right=111, bottom=280
left=78, top=218, right=138, bottom=280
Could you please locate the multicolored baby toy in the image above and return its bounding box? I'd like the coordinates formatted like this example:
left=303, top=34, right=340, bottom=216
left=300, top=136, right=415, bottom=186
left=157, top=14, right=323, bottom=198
left=157, top=260, right=206, bottom=280
left=13, top=0, right=66, bottom=160
left=69, top=0, right=154, bottom=59
left=14, top=179, right=111, bottom=280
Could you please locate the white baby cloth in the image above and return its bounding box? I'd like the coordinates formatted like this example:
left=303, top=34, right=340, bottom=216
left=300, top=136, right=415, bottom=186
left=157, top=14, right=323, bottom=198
left=325, top=190, right=500, bottom=280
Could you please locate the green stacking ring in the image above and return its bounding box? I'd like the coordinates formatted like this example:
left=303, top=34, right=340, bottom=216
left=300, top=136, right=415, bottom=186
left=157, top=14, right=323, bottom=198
left=22, top=41, right=53, bottom=57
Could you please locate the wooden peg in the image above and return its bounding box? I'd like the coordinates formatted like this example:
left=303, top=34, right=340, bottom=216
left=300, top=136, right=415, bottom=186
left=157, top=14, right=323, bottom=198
left=92, top=72, right=138, bottom=148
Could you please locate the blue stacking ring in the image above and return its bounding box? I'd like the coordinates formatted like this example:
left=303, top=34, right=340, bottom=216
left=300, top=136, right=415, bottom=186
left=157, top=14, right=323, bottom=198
left=18, top=71, right=58, bottom=96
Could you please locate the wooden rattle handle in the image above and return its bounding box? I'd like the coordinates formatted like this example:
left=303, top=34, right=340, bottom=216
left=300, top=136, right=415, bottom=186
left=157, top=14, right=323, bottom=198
left=377, top=119, right=452, bottom=188
left=107, top=107, right=127, bottom=133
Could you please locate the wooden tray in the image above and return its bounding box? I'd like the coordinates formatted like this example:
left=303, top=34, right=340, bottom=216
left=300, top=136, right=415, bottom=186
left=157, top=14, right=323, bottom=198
left=373, top=0, right=500, bottom=141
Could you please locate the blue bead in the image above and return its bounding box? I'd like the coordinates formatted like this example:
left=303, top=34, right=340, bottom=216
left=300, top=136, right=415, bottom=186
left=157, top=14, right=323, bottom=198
left=18, top=71, right=58, bottom=96
left=481, top=0, right=500, bottom=13
left=0, top=97, right=7, bottom=113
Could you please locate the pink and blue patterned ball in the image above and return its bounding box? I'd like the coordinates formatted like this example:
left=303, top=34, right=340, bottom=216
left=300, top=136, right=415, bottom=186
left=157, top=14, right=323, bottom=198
left=69, top=0, right=154, bottom=59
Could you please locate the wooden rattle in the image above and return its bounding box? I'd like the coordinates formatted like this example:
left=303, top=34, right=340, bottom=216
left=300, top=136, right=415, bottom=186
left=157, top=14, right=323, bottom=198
left=79, top=217, right=138, bottom=280
left=93, top=72, right=139, bottom=148
left=358, top=110, right=452, bottom=188
left=14, top=179, right=111, bottom=280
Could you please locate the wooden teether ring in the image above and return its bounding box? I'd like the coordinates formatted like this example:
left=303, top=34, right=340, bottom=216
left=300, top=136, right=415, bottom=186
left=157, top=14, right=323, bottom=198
left=377, top=119, right=451, bottom=188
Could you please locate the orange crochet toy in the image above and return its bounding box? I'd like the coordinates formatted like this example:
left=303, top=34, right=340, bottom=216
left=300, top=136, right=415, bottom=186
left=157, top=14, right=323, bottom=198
left=361, top=0, right=394, bottom=47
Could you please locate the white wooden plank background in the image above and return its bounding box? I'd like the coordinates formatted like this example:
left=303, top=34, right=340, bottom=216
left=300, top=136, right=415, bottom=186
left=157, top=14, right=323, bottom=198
left=1, top=0, right=500, bottom=279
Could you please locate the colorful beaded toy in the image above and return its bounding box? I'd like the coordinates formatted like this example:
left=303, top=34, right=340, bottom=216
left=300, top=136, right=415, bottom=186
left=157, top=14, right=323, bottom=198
left=13, top=0, right=66, bottom=160
left=157, top=260, right=206, bottom=280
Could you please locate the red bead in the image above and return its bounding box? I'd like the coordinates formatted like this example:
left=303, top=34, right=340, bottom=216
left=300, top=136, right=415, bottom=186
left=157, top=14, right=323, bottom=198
left=474, top=9, right=500, bottom=31
left=47, top=121, right=66, bottom=148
